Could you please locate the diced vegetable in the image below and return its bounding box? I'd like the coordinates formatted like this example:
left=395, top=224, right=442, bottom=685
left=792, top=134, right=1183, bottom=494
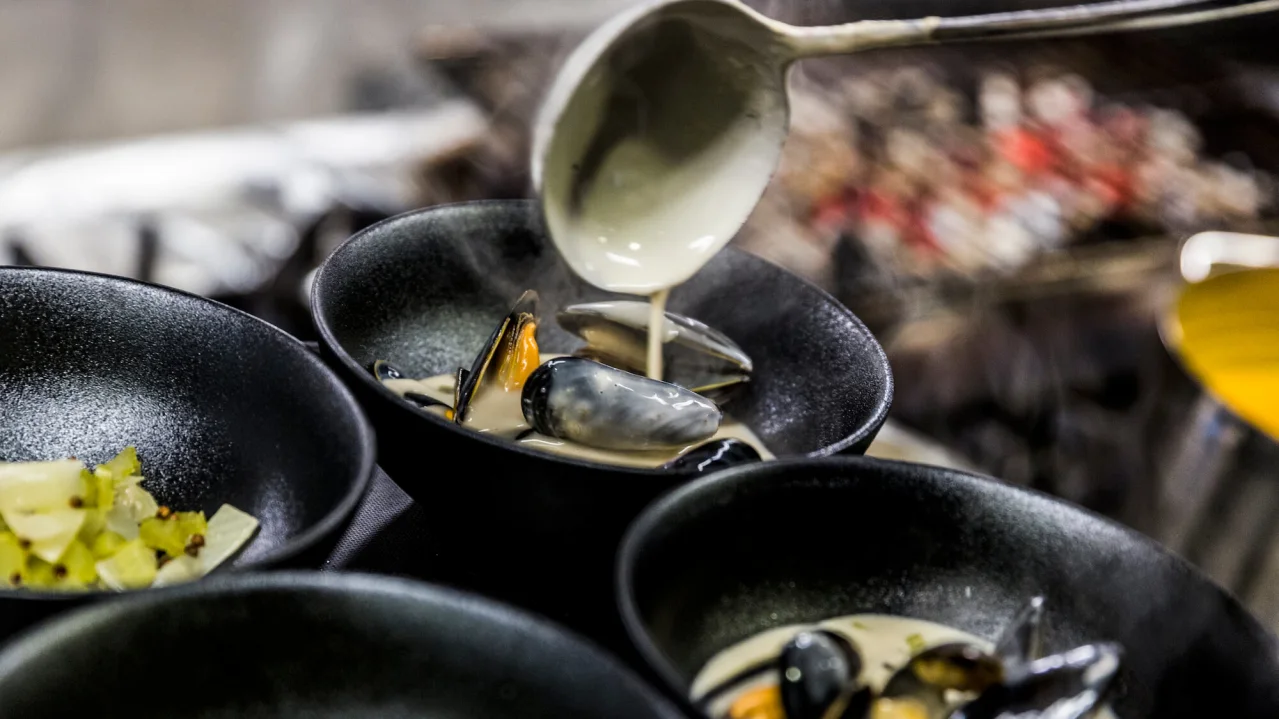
left=95, top=539, right=158, bottom=591
left=0, top=449, right=258, bottom=592
left=59, top=540, right=98, bottom=584
left=90, top=531, right=127, bottom=560
left=2, top=509, right=87, bottom=563
left=139, top=516, right=186, bottom=558
left=0, top=460, right=86, bottom=514
left=152, top=555, right=201, bottom=588
left=200, top=504, right=259, bottom=574
left=97, top=446, right=140, bottom=482
left=0, top=532, right=28, bottom=586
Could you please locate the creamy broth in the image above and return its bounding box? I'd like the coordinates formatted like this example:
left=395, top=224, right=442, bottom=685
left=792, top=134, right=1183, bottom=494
left=383, top=354, right=771, bottom=469
left=691, top=614, right=1118, bottom=719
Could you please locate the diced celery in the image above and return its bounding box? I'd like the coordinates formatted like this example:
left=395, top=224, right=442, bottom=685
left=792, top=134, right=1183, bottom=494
left=90, top=531, right=128, bottom=560
left=95, top=539, right=157, bottom=591
left=98, top=446, right=140, bottom=481
left=200, top=504, right=259, bottom=574
left=26, top=557, right=56, bottom=588
left=58, top=540, right=98, bottom=584
left=0, top=460, right=87, bottom=514
left=176, top=511, right=207, bottom=541
left=92, top=468, right=114, bottom=510
left=139, top=516, right=185, bottom=557
left=152, top=555, right=201, bottom=588
left=77, top=508, right=106, bottom=544
left=0, top=532, right=28, bottom=587
left=2, top=509, right=87, bottom=563
left=104, top=483, right=159, bottom=539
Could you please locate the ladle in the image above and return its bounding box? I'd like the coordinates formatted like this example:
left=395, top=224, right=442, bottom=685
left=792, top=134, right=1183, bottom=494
left=1163, top=230, right=1279, bottom=443
left=533, top=0, right=1279, bottom=295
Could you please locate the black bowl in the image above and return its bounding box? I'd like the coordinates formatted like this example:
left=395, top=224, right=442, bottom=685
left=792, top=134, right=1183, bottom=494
left=617, top=457, right=1279, bottom=718
left=310, top=199, right=891, bottom=644
left=0, top=572, right=685, bottom=719
left=0, top=267, right=375, bottom=638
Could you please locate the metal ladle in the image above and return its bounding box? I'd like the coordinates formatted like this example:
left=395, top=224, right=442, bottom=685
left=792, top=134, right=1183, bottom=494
left=532, top=0, right=1279, bottom=294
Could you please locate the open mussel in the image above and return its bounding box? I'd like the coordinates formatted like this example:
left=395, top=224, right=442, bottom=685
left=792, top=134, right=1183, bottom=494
left=454, top=290, right=540, bottom=423
left=521, top=357, right=721, bottom=451
left=557, top=301, right=752, bottom=401
left=881, top=642, right=1004, bottom=719
left=371, top=360, right=453, bottom=413
left=660, top=438, right=762, bottom=474
left=950, top=643, right=1122, bottom=719
left=994, top=596, right=1045, bottom=668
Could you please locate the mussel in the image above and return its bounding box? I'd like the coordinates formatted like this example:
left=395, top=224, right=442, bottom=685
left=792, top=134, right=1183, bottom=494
left=373, top=359, right=404, bottom=382
left=994, top=596, right=1045, bottom=667
left=557, top=301, right=752, bottom=401
left=778, top=631, right=871, bottom=719
left=521, top=357, right=722, bottom=450
left=882, top=642, right=1004, bottom=718
left=372, top=360, right=453, bottom=412
left=454, top=290, right=540, bottom=423
left=660, top=438, right=762, bottom=473
left=950, top=642, right=1122, bottom=719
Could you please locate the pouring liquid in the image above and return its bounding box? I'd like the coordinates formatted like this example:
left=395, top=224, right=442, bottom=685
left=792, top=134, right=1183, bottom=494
left=647, top=288, right=670, bottom=381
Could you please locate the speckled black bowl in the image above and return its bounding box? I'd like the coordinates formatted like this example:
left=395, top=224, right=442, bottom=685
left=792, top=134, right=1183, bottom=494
left=618, top=456, right=1279, bottom=719
left=0, top=572, right=685, bottom=719
left=310, top=199, right=891, bottom=646
left=0, top=268, right=374, bottom=639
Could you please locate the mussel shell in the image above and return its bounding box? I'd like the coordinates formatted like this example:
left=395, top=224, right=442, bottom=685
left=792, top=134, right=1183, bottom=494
left=778, top=630, right=866, bottom=719
left=897, top=643, right=1004, bottom=694
left=558, top=301, right=751, bottom=400
left=404, top=392, right=450, bottom=410
left=521, top=357, right=721, bottom=451
left=995, top=597, right=1045, bottom=667
left=882, top=642, right=1003, bottom=719
left=372, top=359, right=405, bottom=382
left=660, top=438, right=761, bottom=474
left=455, top=290, right=539, bottom=423
left=950, top=643, right=1121, bottom=719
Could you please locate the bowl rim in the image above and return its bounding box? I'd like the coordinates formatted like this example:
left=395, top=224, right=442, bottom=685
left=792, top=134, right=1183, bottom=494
left=0, top=570, right=684, bottom=718
left=0, top=266, right=377, bottom=602
left=613, top=454, right=1276, bottom=698
left=309, top=199, right=894, bottom=478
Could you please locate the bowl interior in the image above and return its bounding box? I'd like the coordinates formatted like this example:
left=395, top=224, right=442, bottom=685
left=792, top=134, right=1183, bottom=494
left=619, top=457, right=1279, bottom=719
left=0, top=269, right=371, bottom=571
left=313, top=199, right=892, bottom=460
left=0, top=573, right=683, bottom=719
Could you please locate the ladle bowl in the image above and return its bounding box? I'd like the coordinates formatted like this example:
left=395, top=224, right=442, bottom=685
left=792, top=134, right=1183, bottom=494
left=534, top=0, right=1279, bottom=294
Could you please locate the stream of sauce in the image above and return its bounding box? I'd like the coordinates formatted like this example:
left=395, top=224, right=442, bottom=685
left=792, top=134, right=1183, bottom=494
left=384, top=354, right=771, bottom=469
left=647, top=288, right=670, bottom=381
left=691, top=614, right=1118, bottom=719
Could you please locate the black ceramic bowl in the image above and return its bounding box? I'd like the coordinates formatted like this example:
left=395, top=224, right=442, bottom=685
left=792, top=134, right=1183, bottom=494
left=310, top=200, right=892, bottom=643
left=0, top=572, right=685, bottom=719
left=0, top=268, right=374, bottom=638
left=618, top=457, right=1279, bottom=719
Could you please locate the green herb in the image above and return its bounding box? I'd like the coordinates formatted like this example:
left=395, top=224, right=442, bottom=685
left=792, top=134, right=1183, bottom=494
left=906, top=633, right=927, bottom=654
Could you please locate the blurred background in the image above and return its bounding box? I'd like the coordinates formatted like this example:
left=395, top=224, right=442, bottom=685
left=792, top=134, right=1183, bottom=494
left=4, top=0, right=1279, bottom=623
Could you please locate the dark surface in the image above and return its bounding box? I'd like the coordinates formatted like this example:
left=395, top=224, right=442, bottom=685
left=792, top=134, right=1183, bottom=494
left=0, top=268, right=375, bottom=638
left=617, top=456, right=1279, bottom=718
left=310, top=199, right=892, bottom=645
left=0, top=572, right=686, bottom=719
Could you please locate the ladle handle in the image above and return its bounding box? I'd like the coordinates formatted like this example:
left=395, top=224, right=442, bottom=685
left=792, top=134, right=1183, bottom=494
left=782, top=0, right=1277, bottom=58
left=1180, top=231, right=1279, bottom=282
